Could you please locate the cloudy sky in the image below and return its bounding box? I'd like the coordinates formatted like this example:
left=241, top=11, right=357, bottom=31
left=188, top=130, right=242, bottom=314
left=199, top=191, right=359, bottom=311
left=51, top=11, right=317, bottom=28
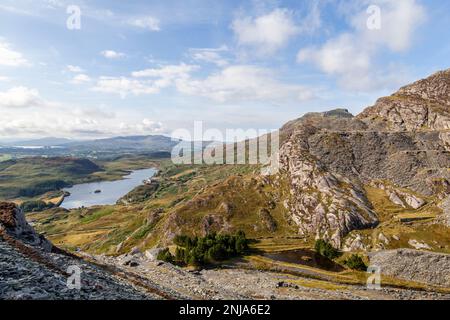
left=0, top=0, right=449, bottom=140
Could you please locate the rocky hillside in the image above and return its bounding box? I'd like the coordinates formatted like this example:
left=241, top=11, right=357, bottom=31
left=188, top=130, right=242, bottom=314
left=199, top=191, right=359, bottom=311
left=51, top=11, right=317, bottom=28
left=358, top=69, right=450, bottom=131
left=0, top=202, right=158, bottom=299
left=9, top=202, right=450, bottom=300
left=276, top=69, right=450, bottom=248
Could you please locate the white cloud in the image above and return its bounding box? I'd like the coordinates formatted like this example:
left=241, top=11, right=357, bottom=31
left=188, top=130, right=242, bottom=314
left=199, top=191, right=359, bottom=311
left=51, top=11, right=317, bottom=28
left=297, top=0, right=426, bottom=91
left=0, top=40, right=28, bottom=67
left=0, top=87, right=42, bottom=108
left=301, top=1, right=322, bottom=34
left=351, top=0, right=426, bottom=52
left=132, top=63, right=198, bottom=79
left=0, top=115, right=165, bottom=138
left=43, top=0, right=65, bottom=9
left=66, top=65, right=84, bottom=73
left=119, top=119, right=164, bottom=134
left=71, top=74, right=91, bottom=84
left=231, top=8, right=301, bottom=55
left=100, top=50, right=126, bottom=59
left=128, top=16, right=161, bottom=31
left=0, top=84, right=165, bottom=138
left=0, top=76, right=10, bottom=82
left=93, top=64, right=198, bottom=98
left=189, top=46, right=229, bottom=66
left=92, top=76, right=160, bottom=98
left=297, top=33, right=371, bottom=81
left=95, top=62, right=313, bottom=103
left=176, top=65, right=314, bottom=103
left=0, top=4, right=36, bottom=16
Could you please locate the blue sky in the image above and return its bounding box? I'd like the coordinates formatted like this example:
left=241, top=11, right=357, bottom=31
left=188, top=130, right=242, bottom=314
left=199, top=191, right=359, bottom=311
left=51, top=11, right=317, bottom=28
left=0, top=0, right=449, bottom=140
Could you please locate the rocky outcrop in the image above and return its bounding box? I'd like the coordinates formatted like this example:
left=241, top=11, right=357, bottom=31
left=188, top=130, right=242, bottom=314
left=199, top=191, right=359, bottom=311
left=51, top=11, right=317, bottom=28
left=369, top=249, right=450, bottom=287
left=0, top=202, right=52, bottom=251
left=358, top=69, right=450, bottom=131
left=343, top=233, right=368, bottom=252
left=438, top=196, right=450, bottom=226
left=275, top=70, right=450, bottom=248
left=279, top=129, right=378, bottom=248
left=370, top=181, right=426, bottom=209
left=258, top=208, right=277, bottom=232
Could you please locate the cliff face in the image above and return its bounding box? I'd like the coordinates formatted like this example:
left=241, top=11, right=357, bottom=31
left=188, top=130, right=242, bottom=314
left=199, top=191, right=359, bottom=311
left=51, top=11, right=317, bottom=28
left=279, top=126, right=378, bottom=247
left=278, top=69, right=450, bottom=247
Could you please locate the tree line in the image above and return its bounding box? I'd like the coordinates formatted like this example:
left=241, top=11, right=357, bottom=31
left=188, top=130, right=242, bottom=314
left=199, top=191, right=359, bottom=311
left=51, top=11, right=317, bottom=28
left=157, top=231, right=249, bottom=267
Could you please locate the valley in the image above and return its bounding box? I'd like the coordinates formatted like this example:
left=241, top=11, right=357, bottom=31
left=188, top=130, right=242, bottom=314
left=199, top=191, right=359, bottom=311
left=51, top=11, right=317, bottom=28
left=2, top=69, right=450, bottom=300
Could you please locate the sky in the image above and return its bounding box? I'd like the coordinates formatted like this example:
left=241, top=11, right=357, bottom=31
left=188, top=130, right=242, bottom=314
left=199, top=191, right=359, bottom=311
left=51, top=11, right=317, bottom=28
left=0, top=0, right=449, bottom=141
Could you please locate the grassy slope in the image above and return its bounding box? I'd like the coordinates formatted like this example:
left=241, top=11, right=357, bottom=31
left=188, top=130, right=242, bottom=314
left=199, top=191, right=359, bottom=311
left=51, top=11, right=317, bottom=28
left=31, top=159, right=450, bottom=256
left=343, top=185, right=450, bottom=254
left=31, top=161, right=298, bottom=254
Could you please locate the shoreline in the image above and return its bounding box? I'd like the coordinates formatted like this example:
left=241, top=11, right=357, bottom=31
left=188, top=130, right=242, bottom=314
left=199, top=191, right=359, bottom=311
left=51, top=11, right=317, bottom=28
left=59, top=167, right=157, bottom=209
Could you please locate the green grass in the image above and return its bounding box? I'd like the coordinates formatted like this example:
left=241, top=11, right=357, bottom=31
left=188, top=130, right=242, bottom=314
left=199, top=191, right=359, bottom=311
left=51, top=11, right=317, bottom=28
left=0, top=157, right=101, bottom=199
left=80, top=207, right=115, bottom=224
left=132, top=223, right=157, bottom=240
left=0, top=154, right=12, bottom=162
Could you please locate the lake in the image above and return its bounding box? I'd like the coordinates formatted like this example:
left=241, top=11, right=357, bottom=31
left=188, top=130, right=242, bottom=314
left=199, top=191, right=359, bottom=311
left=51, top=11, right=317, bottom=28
left=61, top=168, right=157, bottom=209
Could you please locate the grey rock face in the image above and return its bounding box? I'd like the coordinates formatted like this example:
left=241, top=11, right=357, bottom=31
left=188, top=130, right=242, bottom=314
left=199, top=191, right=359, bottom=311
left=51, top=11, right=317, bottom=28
left=279, top=129, right=378, bottom=248
left=276, top=69, right=450, bottom=247
left=358, top=69, right=450, bottom=131
left=369, top=249, right=450, bottom=287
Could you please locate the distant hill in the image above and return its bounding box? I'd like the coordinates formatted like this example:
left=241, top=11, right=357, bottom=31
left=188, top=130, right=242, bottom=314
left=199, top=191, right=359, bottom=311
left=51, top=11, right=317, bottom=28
left=0, top=135, right=183, bottom=158
left=62, top=135, right=180, bottom=153
left=66, top=135, right=178, bottom=151
left=0, top=157, right=102, bottom=199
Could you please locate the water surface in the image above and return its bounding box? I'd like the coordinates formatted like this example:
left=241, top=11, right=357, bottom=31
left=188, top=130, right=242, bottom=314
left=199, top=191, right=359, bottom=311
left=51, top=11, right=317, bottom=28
left=61, top=168, right=156, bottom=209
left=264, top=249, right=344, bottom=272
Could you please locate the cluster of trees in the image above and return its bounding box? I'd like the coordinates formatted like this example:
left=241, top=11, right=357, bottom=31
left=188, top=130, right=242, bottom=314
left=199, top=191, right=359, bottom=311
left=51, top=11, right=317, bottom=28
left=20, top=200, right=55, bottom=213
left=314, top=239, right=367, bottom=271
left=314, top=239, right=342, bottom=260
left=157, top=231, right=249, bottom=267
left=343, top=254, right=367, bottom=271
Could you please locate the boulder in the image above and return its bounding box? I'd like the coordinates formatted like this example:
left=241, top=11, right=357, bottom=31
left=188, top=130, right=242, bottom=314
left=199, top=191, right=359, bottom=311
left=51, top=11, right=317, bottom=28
left=144, top=248, right=164, bottom=262
left=408, top=239, right=431, bottom=250
left=404, top=195, right=425, bottom=209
